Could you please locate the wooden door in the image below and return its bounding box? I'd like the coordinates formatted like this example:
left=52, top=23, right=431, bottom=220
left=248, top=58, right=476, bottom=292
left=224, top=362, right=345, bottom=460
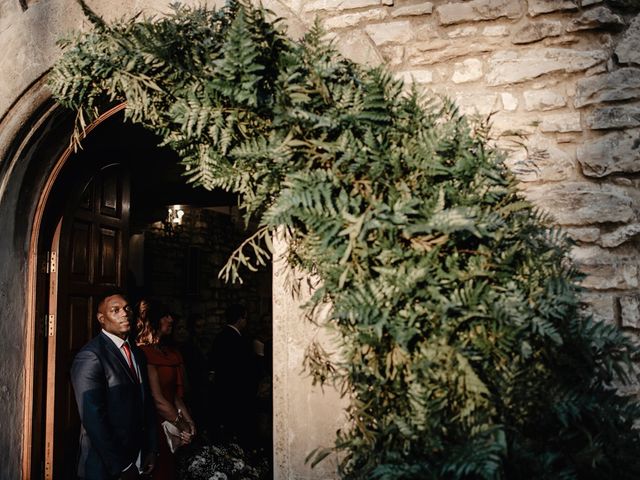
left=45, top=162, right=130, bottom=480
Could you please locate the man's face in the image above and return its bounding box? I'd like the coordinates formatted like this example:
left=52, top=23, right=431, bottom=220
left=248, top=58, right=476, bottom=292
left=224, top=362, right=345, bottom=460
left=97, top=294, right=132, bottom=339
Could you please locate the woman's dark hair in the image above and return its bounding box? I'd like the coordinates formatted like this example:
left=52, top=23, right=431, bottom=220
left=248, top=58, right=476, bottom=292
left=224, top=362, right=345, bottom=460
left=136, top=300, right=171, bottom=346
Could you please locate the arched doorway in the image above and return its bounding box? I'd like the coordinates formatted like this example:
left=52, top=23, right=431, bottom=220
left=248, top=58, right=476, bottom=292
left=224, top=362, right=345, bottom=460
left=25, top=105, right=273, bottom=479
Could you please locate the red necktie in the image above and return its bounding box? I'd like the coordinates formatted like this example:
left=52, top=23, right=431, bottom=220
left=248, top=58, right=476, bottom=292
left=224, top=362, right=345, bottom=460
left=121, top=342, right=139, bottom=383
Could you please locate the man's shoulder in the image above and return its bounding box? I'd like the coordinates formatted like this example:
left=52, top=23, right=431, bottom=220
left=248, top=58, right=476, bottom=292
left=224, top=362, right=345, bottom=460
left=76, top=333, right=109, bottom=358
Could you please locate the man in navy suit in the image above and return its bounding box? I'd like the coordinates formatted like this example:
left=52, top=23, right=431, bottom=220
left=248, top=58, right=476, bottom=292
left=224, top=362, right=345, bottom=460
left=71, top=291, right=157, bottom=479
left=209, top=304, right=259, bottom=447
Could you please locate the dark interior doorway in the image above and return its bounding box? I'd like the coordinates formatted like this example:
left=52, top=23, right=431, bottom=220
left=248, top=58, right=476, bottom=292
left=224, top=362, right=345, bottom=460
left=34, top=112, right=273, bottom=479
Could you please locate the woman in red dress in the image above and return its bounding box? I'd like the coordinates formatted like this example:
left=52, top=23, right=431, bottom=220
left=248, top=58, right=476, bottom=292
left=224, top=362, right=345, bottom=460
left=137, top=301, right=196, bottom=480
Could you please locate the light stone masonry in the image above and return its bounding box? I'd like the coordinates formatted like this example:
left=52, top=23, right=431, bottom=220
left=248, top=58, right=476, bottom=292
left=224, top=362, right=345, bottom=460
left=447, top=26, right=478, bottom=38
left=336, top=30, right=384, bottom=66
left=501, top=92, right=518, bottom=111
left=506, top=143, right=574, bottom=182
left=539, top=112, right=581, bottom=133
left=452, top=58, right=483, bottom=84
left=409, top=39, right=497, bottom=65
left=483, top=25, right=509, bottom=36
left=324, top=8, right=387, bottom=29
left=574, top=68, right=640, bottom=108
left=511, top=21, right=563, bottom=45
left=524, top=89, right=566, bottom=111
left=303, top=0, right=381, bottom=12
left=528, top=0, right=602, bottom=17
left=581, top=292, right=616, bottom=325
left=391, top=3, right=434, bottom=18
left=486, top=48, right=608, bottom=86
left=436, top=0, right=523, bottom=26
left=523, top=182, right=635, bottom=225
left=454, top=92, right=499, bottom=115
left=565, top=227, right=601, bottom=243
left=396, top=69, right=433, bottom=84
left=577, top=130, right=640, bottom=178
left=365, top=20, right=414, bottom=45
left=570, top=245, right=639, bottom=290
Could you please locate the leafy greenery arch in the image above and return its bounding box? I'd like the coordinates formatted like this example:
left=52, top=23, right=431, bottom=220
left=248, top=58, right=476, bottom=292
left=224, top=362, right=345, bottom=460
left=49, top=2, right=640, bottom=478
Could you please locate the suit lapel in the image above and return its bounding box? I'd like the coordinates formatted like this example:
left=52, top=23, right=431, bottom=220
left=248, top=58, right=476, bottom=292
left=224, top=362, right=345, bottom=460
left=99, top=332, right=138, bottom=384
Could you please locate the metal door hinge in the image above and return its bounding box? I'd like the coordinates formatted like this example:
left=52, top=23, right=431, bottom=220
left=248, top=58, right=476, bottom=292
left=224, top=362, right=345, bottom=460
left=47, top=314, right=55, bottom=337
left=49, top=251, right=57, bottom=274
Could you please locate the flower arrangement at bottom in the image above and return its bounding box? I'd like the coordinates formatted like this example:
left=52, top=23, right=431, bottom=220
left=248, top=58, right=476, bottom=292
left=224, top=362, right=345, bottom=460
left=178, top=442, right=270, bottom=480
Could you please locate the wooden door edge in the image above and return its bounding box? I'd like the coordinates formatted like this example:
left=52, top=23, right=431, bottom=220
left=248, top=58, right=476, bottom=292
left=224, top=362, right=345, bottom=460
left=21, top=102, right=127, bottom=480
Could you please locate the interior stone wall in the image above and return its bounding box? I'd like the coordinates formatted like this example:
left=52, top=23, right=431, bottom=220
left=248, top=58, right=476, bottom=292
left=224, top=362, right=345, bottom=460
left=139, top=207, right=272, bottom=349
left=1, top=0, right=639, bottom=478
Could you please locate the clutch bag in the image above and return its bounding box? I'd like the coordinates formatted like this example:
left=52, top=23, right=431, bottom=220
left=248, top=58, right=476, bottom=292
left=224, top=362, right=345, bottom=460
left=161, top=420, right=184, bottom=453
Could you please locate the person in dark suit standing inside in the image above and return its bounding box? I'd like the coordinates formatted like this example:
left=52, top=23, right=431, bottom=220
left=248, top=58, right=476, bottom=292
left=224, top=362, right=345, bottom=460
left=71, top=291, right=157, bottom=479
left=210, top=304, right=259, bottom=448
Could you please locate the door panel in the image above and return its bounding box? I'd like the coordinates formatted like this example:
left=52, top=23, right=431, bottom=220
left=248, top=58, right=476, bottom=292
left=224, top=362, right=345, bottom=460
left=97, top=227, right=119, bottom=284
left=47, top=162, right=130, bottom=480
left=70, top=221, right=92, bottom=281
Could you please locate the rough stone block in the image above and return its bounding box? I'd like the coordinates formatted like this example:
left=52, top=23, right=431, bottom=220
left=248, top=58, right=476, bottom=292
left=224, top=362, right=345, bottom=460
left=616, top=14, right=640, bottom=66
left=540, top=112, right=581, bottom=132
left=365, top=20, right=413, bottom=45
left=380, top=45, right=405, bottom=66
left=577, top=129, right=640, bottom=177
left=415, top=23, right=440, bottom=40
left=600, top=224, right=640, bottom=248
left=501, top=92, right=518, bottom=110
left=448, top=26, right=478, bottom=38
left=486, top=48, right=608, bottom=86
left=324, top=8, right=387, bottom=29
left=581, top=292, right=615, bottom=325
left=452, top=58, right=483, bottom=83
left=620, top=295, right=640, bottom=328
left=528, top=0, right=602, bottom=17
left=304, top=0, right=381, bottom=12
left=454, top=92, right=499, bottom=115
left=395, top=68, right=433, bottom=84
left=586, top=105, right=640, bottom=130
left=566, top=6, right=625, bottom=32
left=565, top=227, right=601, bottom=243
left=524, top=89, right=566, bottom=111
left=511, top=21, right=563, bottom=44
left=483, top=25, right=509, bottom=36
left=574, top=68, right=640, bottom=108
left=436, top=0, right=523, bottom=25
left=336, top=31, right=384, bottom=66
left=408, top=39, right=495, bottom=65
left=391, top=3, right=433, bottom=17
left=504, top=137, right=574, bottom=182
left=570, top=245, right=639, bottom=290
left=523, top=182, right=635, bottom=225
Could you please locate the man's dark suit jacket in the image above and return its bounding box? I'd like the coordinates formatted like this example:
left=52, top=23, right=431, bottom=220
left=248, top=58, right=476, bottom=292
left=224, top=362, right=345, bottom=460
left=210, top=325, right=258, bottom=444
left=70, top=332, right=157, bottom=480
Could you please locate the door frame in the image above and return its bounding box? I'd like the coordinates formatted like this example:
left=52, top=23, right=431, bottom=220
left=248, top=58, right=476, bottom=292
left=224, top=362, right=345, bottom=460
left=22, top=103, right=127, bottom=480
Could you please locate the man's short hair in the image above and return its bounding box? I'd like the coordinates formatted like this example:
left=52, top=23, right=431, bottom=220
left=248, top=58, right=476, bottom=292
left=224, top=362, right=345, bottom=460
left=96, top=289, right=128, bottom=315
